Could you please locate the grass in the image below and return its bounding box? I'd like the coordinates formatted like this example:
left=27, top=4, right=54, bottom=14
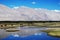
left=1, top=22, right=60, bottom=27
left=42, top=28, right=60, bottom=37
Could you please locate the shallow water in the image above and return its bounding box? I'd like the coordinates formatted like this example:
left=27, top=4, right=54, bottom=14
left=0, top=27, right=48, bottom=38
left=2, top=32, right=60, bottom=40
left=0, top=27, right=60, bottom=40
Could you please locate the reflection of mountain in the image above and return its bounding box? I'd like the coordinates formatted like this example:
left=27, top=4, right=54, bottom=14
left=0, top=4, right=60, bottom=21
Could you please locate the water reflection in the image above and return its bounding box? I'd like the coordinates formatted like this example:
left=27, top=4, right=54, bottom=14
left=0, top=26, right=60, bottom=40
left=0, top=27, right=46, bottom=38
left=2, top=32, right=60, bottom=40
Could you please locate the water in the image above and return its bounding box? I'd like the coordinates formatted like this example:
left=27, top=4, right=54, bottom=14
left=0, top=27, right=60, bottom=40
left=2, top=32, right=60, bottom=40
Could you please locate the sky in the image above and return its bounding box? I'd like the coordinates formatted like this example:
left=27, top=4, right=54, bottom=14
left=0, top=0, right=60, bottom=10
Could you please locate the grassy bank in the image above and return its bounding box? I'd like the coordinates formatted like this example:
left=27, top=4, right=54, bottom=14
left=42, top=28, right=60, bottom=37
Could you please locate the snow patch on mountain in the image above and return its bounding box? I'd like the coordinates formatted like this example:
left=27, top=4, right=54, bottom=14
left=0, top=4, right=60, bottom=21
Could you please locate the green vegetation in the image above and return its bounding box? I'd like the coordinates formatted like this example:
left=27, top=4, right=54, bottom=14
left=48, top=31, right=60, bottom=37
left=42, top=28, right=60, bottom=37
left=0, top=21, right=60, bottom=37
left=0, top=21, right=60, bottom=28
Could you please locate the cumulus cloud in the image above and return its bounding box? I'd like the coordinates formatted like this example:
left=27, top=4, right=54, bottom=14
left=13, top=34, right=20, bottom=37
left=13, top=6, right=19, bottom=9
left=53, top=10, right=60, bottom=12
left=31, top=2, right=36, bottom=4
left=34, top=8, right=38, bottom=10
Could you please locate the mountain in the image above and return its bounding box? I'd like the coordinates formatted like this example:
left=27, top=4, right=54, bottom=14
left=0, top=4, right=60, bottom=21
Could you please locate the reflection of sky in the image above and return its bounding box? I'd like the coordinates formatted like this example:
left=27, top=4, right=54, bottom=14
left=0, top=27, right=60, bottom=40
left=0, top=0, right=60, bottom=10
left=2, top=32, right=60, bottom=40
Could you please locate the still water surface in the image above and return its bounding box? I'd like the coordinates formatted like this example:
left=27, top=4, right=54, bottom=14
left=0, top=27, right=60, bottom=40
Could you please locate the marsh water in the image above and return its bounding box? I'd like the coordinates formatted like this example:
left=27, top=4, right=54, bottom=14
left=0, top=27, right=60, bottom=40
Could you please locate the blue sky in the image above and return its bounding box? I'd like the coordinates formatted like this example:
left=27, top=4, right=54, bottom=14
left=0, top=0, right=60, bottom=10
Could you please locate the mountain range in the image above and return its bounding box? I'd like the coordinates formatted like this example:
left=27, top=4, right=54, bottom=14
left=0, top=4, right=60, bottom=21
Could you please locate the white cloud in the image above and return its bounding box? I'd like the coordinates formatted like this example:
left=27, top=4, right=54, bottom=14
left=34, top=8, right=42, bottom=10
left=20, top=6, right=26, bottom=7
left=34, top=33, right=42, bottom=35
left=20, top=6, right=29, bottom=8
left=54, top=10, right=60, bottom=12
left=13, top=34, right=20, bottom=37
left=34, top=8, right=38, bottom=10
left=13, top=6, right=19, bottom=9
left=32, top=2, right=36, bottom=4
